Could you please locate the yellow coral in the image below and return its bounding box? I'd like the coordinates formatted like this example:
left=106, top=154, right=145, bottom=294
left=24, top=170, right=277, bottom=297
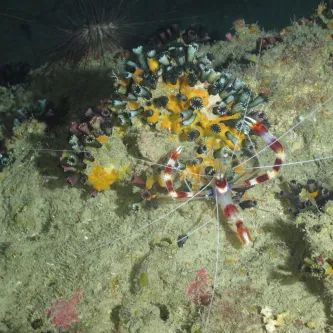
left=129, top=101, right=140, bottom=109
left=132, top=68, right=144, bottom=83
left=167, top=94, right=183, bottom=113
left=181, top=88, right=209, bottom=108
left=97, top=135, right=109, bottom=143
left=87, top=165, right=121, bottom=191
left=179, top=165, right=202, bottom=190
left=164, top=81, right=180, bottom=89
left=158, top=113, right=173, bottom=132
left=146, top=174, right=165, bottom=189
left=145, top=106, right=160, bottom=123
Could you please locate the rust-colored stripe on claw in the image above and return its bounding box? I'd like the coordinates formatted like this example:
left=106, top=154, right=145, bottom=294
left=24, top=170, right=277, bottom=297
left=224, top=204, right=238, bottom=218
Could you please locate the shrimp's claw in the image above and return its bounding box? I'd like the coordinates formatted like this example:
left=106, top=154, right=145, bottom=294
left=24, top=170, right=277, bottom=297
left=236, top=220, right=253, bottom=245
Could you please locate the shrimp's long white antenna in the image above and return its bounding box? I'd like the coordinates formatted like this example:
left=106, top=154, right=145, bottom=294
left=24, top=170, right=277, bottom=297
left=28, top=148, right=211, bottom=179
left=234, top=94, right=333, bottom=170
left=244, top=154, right=333, bottom=170
left=230, top=28, right=265, bottom=162
left=77, top=179, right=214, bottom=255
left=204, top=201, right=220, bottom=332
left=246, top=133, right=262, bottom=165
left=177, top=217, right=215, bottom=245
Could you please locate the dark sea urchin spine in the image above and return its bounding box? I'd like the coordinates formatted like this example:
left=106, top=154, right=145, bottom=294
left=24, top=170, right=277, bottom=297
left=1, top=0, right=139, bottom=68
left=46, top=1, right=129, bottom=68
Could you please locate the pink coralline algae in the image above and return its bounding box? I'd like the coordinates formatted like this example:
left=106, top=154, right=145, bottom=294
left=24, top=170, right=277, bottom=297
left=187, top=269, right=212, bottom=306
left=225, top=33, right=234, bottom=41
left=47, top=292, right=83, bottom=328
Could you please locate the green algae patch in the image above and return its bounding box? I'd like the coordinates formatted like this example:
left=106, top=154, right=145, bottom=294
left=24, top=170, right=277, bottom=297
left=139, top=272, right=149, bottom=287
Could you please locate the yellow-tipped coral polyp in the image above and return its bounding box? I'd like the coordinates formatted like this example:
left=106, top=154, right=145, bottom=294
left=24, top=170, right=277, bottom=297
left=147, top=57, right=159, bottom=72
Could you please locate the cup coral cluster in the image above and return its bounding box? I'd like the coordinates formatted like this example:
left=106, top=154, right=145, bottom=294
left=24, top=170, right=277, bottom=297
left=111, top=41, right=268, bottom=191
left=61, top=40, right=268, bottom=196
left=60, top=107, right=130, bottom=196
left=114, top=41, right=267, bottom=145
left=279, top=179, right=333, bottom=215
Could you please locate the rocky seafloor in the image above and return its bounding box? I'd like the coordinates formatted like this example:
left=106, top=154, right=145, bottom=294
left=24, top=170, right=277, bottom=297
left=1, top=5, right=333, bottom=333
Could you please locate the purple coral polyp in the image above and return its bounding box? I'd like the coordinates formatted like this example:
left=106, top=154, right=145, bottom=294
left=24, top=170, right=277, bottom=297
left=62, top=165, right=77, bottom=172
left=70, top=122, right=82, bottom=136
left=78, top=123, right=90, bottom=135
left=141, top=189, right=152, bottom=201
left=66, top=174, right=81, bottom=186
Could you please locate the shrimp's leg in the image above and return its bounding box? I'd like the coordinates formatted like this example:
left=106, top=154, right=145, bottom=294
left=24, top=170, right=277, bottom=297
left=215, top=178, right=253, bottom=245
left=163, top=146, right=212, bottom=199
left=236, top=117, right=286, bottom=188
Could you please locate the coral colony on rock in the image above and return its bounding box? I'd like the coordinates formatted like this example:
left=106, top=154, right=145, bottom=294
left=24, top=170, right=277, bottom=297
left=2, top=2, right=333, bottom=333
left=60, top=36, right=271, bottom=207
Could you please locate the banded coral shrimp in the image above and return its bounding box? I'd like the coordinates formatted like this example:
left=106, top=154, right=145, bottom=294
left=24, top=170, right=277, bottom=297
left=72, top=23, right=333, bottom=332
left=65, top=100, right=333, bottom=333
left=2, top=16, right=333, bottom=333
